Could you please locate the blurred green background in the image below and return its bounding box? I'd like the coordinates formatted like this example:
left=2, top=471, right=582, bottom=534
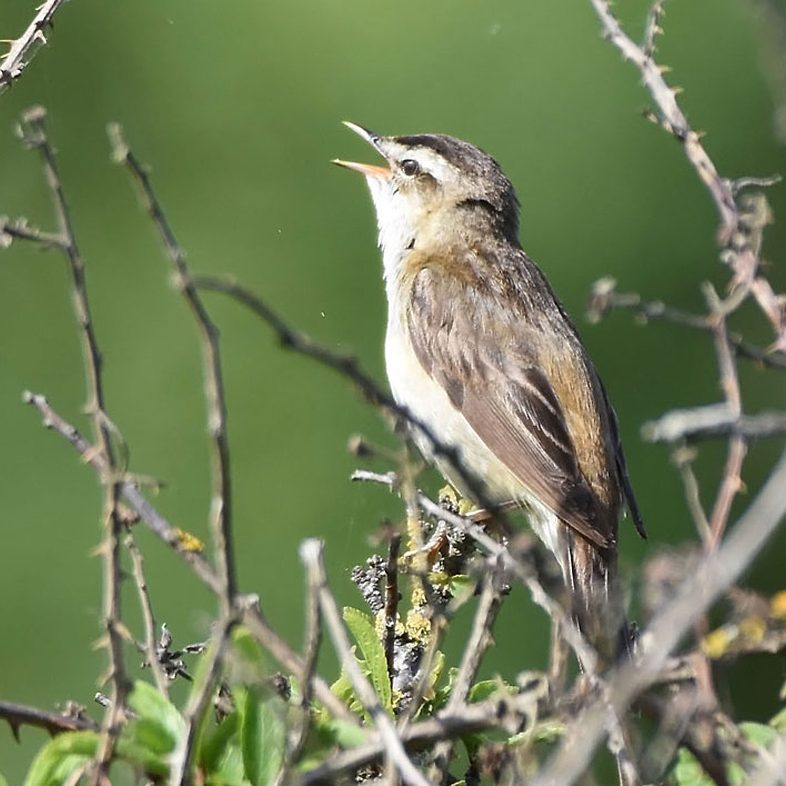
left=1, top=0, right=785, bottom=780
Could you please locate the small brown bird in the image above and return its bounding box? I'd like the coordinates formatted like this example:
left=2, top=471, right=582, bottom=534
left=335, top=123, right=645, bottom=660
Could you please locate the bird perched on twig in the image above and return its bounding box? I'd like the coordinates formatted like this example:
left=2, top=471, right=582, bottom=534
left=335, top=123, right=646, bottom=662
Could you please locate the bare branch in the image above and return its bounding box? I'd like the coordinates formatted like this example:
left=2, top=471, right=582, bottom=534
left=108, top=124, right=237, bottom=615
left=644, top=405, right=786, bottom=443
left=588, top=0, right=785, bottom=345
left=299, top=538, right=431, bottom=786
left=16, top=107, right=128, bottom=782
left=703, top=285, right=746, bottom=548
left=125, top=529, right=170, bottom=697
left=22, top=390, right=353, bottom=723
left=271, top=546, right=323, bottom=786
left=0, top=0, right=68, bottom=92
left=587, top=279, right=786, bottom=373
left=0, top=700, right=98, bottom=740
left=533, top=447, right=786, bottom=786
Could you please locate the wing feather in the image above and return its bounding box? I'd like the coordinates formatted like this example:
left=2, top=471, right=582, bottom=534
left=405, top=257, right=622, bottom=549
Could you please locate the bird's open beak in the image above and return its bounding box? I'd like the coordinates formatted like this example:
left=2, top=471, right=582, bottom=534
left=332, top=121, right=391, bottom=179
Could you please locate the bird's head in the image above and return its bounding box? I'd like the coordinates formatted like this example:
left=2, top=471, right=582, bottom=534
left=334, top=123, right=520, bottom=266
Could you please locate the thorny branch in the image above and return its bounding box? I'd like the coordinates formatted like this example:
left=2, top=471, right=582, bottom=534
left=2, top=2, right=785, bottom=783
left=21, top=390, right=351, bottom=723
left=589, top=0, right=785, bottom=347
left=108, top=124, right=238, bottom=617
left=0, top=0, right=68, bottom=92
left=16, top=107, right=128, bottom=783
left=125, top=529, right=171, bottom=697
left=300, top=539, right=431, bottom=786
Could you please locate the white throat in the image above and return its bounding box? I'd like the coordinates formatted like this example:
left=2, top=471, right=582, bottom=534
left=365, top=176, right=415, bottom=298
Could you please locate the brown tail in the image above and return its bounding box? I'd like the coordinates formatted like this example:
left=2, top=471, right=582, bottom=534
left=563, top=533, right=629, bottom=667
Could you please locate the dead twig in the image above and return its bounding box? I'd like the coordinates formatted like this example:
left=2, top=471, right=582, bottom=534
left=22, top=390, right=353, bottom=724
left=17, top=107, right=128, bottom=784
left=588, top=0, right=785, bottom=346
left=0, top=701, right=98, bottom=739
left=108, top=124, right=237, bottom=616
left=0, top=0, right=68, bottom=92
left=299, top=538, right=431, bottom=786
left=533, top=447, right=786, bottom=786
left=125, top=529, right=170, bottom=697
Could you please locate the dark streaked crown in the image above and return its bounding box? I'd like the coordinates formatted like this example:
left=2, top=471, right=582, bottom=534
left=392, top=133, right=520, bottom=238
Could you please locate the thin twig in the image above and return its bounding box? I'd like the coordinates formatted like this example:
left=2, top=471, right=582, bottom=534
left=0, top=0, right=67, bottom=92
left=168, top=615, right=237, bottom=786
left=271, top=539, right=323, bottom=786
left=533, top=447, right=786, bottom=786
left=108, top=124, right=237, bottom=615
left=671, top=446, right=712, bottom=543
left=383, top=534, right=401, bottom=686
left=301, top=687, right=543, bottom=786
left=22, top=390, right=353, bottom=723
left=299, top=538, right=431, bottom=786
left=587, top=279, right=786, bottom=372
left=0, top=701, right=98, bottom=739
left=703, top=285, right=746, bottom=549
left=0, top=217, right=65, bottom=248
left=644, top=406, right=786, bottom=443
left=588, top=0, right=785, bottom=346
left=125, top=529, right=170, bottom=697
left=429, top=562, right=505, bottom=779
left=17, top=107, right=128, bottom=782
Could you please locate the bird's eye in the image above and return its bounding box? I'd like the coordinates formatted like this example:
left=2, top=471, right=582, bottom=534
left=400, top=159, right=420, bottom=177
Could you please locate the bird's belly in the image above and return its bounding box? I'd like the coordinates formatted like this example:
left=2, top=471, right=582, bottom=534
left=385, top=322, right=566, bottom=567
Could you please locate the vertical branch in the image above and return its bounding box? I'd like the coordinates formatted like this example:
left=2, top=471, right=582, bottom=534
left=383, top=533, right=401, bottom=683
left=17, top=107, right=129, bottom=782
left=300, top=538, right=431, bottom=786
left=125, top=529, right=170, bottom=697
left=429, top=562, right=505, bottom=779
left=703, top=285, right=746, bottom=550
left=107, top=124, right=237, bottom=615
left=272, top=548, right=323, bottom=786
left=168, top=617, right=237, bottom=786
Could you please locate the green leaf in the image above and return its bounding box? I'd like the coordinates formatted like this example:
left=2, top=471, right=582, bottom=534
left=671, top=748, right=714, bottom=786
left=740, top=721, right=778, bottom=748
left=468, top=678, right=516, bottom=703
left=342, top=607, right=392, bottom=712
left=232, top=627, right=268, bottom=672
left=200, top=712, right=240, bottom=773
left=24, top=731, right=99, bottom=786
left=205, top=744, right=249, bottom=786
left=239, top=688, right=287, bottom=786
left=127, top=680, right=184, bottom=753
left=0, top=773, right=8, bottom=786
left=770, top=705, right=786, bottom=732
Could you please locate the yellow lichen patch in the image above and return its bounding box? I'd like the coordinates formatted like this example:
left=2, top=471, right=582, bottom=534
left=770, top=591, right=786, bottom=620
left=174, top=528, right=205, bottom=553
left=739, top=615, right=767, bottom=643
left=405, top=607, right=432, bottom=646
left=701, top=626, right=736, bottom=659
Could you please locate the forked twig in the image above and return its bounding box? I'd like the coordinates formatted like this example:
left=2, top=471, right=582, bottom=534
left=108, top=124, right=237, bottom=616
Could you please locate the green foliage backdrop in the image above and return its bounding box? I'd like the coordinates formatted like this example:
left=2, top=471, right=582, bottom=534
left=1, top=0, right=784, bottom=781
